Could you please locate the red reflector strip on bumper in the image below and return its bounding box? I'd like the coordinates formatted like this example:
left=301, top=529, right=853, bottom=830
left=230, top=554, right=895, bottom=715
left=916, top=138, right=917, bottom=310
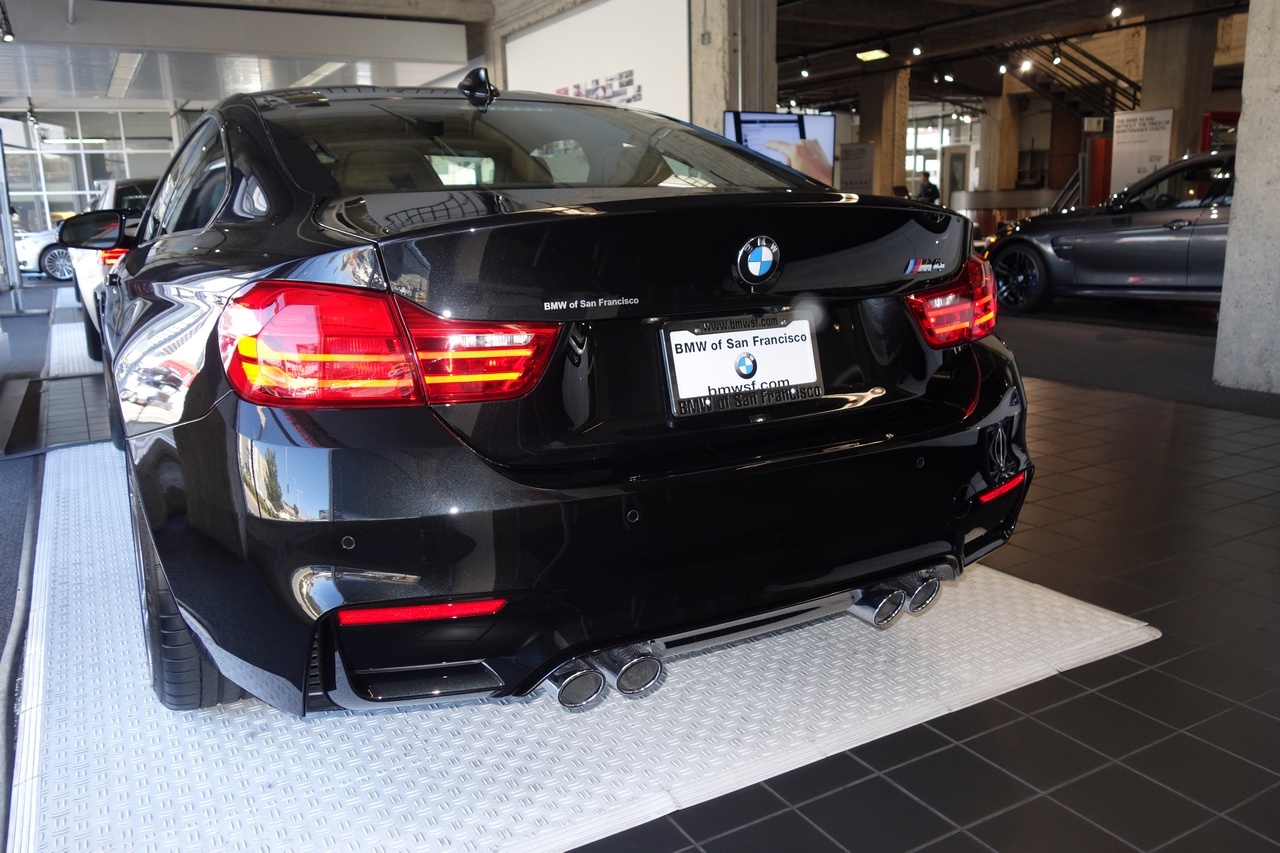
left=977, top=471, right=1027, bottom=504
left=337, top=598, right=507, bottom=626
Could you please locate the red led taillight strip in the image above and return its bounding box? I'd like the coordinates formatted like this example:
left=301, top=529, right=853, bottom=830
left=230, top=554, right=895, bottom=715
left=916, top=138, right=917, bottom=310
left=337, top=598, right=507, bottom=626
left=977, top=471, right=1027, bottom=504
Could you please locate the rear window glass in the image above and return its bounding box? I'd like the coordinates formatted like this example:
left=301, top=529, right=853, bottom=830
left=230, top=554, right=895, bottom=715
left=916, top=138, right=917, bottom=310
left=255, top=94, right=812, bottom=195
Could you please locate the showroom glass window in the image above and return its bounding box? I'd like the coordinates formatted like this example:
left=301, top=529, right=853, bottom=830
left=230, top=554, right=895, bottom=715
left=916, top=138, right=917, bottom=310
left=143, top=120, right=228, bottom=240
left=0, top=109, right=180, bottom=232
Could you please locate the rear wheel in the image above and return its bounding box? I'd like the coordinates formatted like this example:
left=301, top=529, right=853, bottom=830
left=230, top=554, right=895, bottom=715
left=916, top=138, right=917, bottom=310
left=135, top=511, right=243, bottom=709
left=991, top=244, right=1053, bottom=313
left=39, top=245, right=73, bottom=281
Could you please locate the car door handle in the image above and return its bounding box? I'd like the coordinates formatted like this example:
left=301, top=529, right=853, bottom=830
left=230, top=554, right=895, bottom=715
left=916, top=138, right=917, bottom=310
left=1163, top=219, right=1192, bottom=230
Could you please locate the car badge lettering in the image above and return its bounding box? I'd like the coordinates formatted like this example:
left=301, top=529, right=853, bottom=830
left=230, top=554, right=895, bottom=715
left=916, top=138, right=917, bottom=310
left=735, top=236, right=782, bottom=293
left=905, top=258, right=946, bottom=275
left=735, top=353, right=757, bottom=379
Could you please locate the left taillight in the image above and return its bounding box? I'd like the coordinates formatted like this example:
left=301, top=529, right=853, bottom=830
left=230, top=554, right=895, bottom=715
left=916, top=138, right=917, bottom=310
left=98, top=248, right=128, bottom=266
left=219, top=282, right=424, bottom=407
left=218, top=281, right=561, bottom=408
left=904, top=254, right=998, bottom=348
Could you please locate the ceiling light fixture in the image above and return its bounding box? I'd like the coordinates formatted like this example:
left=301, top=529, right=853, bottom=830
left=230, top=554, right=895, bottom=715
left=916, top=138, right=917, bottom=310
left=1111, top=5, right=1122, bottom=18
left=942, top=69, right=955, bottom=83
left=293, top=62, right=346, bottom=88
left=1052, top=48, right=1062, bottom=65
left=912, top=43, right=922, bottom=57
left=999, top=62, right=1008, bottom=74
left=856, top=47, right=890, bottom=62
left=1020, top=59, right=1033, bottom=73
left=107, top=51, right=144, bottom=98
left=0, top=1, right=13, bottom=42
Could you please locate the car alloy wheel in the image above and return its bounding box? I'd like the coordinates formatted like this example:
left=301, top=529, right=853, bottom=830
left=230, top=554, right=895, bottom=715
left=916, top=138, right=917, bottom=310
left=991, top=245, right=1051, bottom=313
left=40, top=246, right=75, bottom=281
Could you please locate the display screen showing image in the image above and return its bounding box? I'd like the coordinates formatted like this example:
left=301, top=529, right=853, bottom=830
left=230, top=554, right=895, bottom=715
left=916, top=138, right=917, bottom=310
left=724, top=111, right=835, bottom=185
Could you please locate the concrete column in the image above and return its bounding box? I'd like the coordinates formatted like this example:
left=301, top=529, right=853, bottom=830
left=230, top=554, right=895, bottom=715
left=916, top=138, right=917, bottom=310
left=858, top=68, right=909, bottom=196
left=690, top=0, right=777, bottom=131
left=978, top=92, right=1022, bottom=190
left=1213, top=0, right=1280, bottom=395
left=1141, top=0, right=1217, bottom=159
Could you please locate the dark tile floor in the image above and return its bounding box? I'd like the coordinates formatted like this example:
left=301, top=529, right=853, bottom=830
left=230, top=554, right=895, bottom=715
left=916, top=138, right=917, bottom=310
left=17, top=296, right=1280, bottom=851
left=576, top=378, right=1280, bottom=853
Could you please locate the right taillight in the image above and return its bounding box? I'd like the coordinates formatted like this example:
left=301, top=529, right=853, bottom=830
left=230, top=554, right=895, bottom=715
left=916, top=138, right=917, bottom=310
left=904, top=254, right=998, bottom=348
left=218, top=281, right=560, bottom=408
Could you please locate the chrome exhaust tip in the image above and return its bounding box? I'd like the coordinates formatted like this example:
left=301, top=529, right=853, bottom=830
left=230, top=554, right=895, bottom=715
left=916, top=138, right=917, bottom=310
left=887, top=573, right=942, bottom=613
left=593, top=645, right=663, bottom=695
left=848, top=587, right=906, bottom=628
left=547, top=660, right=606, bottom=709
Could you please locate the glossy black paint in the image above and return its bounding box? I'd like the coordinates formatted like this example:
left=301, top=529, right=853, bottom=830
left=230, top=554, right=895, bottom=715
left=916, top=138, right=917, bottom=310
left=65, top=85, right=1032, bottom=715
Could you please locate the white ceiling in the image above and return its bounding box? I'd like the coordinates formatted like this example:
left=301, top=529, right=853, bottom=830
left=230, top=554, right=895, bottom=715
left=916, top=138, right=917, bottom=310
left=0, top=0, right=477, bottom=111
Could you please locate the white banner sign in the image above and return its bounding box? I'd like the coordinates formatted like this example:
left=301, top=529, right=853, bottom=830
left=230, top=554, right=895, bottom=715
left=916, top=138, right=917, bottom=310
left=1110, top=108, right=1173, bottom=195
left=838, top=142, right=874, bottom=194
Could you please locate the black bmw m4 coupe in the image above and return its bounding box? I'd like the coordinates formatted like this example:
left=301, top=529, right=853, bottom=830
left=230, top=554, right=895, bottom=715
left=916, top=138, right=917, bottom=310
left=59, top=70, right=1032, bottom=716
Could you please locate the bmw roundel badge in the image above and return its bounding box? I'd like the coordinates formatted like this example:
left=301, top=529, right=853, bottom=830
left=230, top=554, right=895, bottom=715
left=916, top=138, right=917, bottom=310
left=734, top=236, right=782, bottom=293
left=735, top=353, right=758, bottom=379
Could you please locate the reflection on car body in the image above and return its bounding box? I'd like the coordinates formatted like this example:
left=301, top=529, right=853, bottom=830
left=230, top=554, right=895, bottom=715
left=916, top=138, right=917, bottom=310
left=986, top=148, right=1234, bottom=312
left=64, top=177, right=160, bottom=362
left=58, top=70, right=1032, bottom=717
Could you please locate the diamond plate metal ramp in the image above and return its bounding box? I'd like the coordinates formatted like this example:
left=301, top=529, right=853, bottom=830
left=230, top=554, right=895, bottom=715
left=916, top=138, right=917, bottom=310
left=9, top=443, right=1158, bottom=853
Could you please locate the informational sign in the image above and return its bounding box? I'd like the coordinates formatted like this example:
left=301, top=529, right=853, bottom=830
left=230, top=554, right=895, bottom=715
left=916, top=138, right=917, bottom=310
left=505, top=0, right=689, bottom=121
left=839, top=142, right=874, bottom=194
left=1110, top=108, right=1173, bottom=195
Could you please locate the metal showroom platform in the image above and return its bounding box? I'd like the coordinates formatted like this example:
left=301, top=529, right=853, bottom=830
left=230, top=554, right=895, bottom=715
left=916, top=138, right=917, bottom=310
left=7, top=440, right=1157, bottom=852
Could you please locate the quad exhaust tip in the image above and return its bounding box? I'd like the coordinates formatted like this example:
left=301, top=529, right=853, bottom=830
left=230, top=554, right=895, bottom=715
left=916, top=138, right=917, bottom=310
left=548, top=646, right=664, bottom=708
left=888, top=573, right=942, bottom=613
left=593, top=646, right=664, bottom=695
left=849, top=587, right=906, bottom=628
left=547, top=660, right=606, bottom=709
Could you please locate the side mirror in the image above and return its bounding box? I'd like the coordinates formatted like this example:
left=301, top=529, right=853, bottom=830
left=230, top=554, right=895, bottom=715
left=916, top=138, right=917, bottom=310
left=58, top=210, right=130, bottom=250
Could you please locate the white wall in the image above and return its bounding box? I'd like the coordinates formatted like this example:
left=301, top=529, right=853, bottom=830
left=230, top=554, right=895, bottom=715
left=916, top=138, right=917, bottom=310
left=504, top=0, right=690, bottom=121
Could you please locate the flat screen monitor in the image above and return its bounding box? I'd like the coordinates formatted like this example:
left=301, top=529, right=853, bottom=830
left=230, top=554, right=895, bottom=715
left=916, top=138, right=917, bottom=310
left=723, top=111, right=836, bottom=185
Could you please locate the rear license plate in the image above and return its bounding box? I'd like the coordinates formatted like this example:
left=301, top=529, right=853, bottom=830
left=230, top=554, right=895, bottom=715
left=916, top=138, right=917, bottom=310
left=663, top=313, right=823, bottom=417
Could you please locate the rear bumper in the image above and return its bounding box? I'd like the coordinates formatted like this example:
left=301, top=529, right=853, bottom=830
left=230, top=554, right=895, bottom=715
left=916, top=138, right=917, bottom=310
left=132, top=340, right=1031, bottom=716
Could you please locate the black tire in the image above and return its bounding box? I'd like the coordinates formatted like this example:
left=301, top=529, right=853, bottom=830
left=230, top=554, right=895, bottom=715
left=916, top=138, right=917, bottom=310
left=136, top=515, right=243, bottom=710
left=39, top=245, right=74, bottom=281
left=83, top=307, right=103, bottom=362
left=991, top=244, right=1054, bottom=314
